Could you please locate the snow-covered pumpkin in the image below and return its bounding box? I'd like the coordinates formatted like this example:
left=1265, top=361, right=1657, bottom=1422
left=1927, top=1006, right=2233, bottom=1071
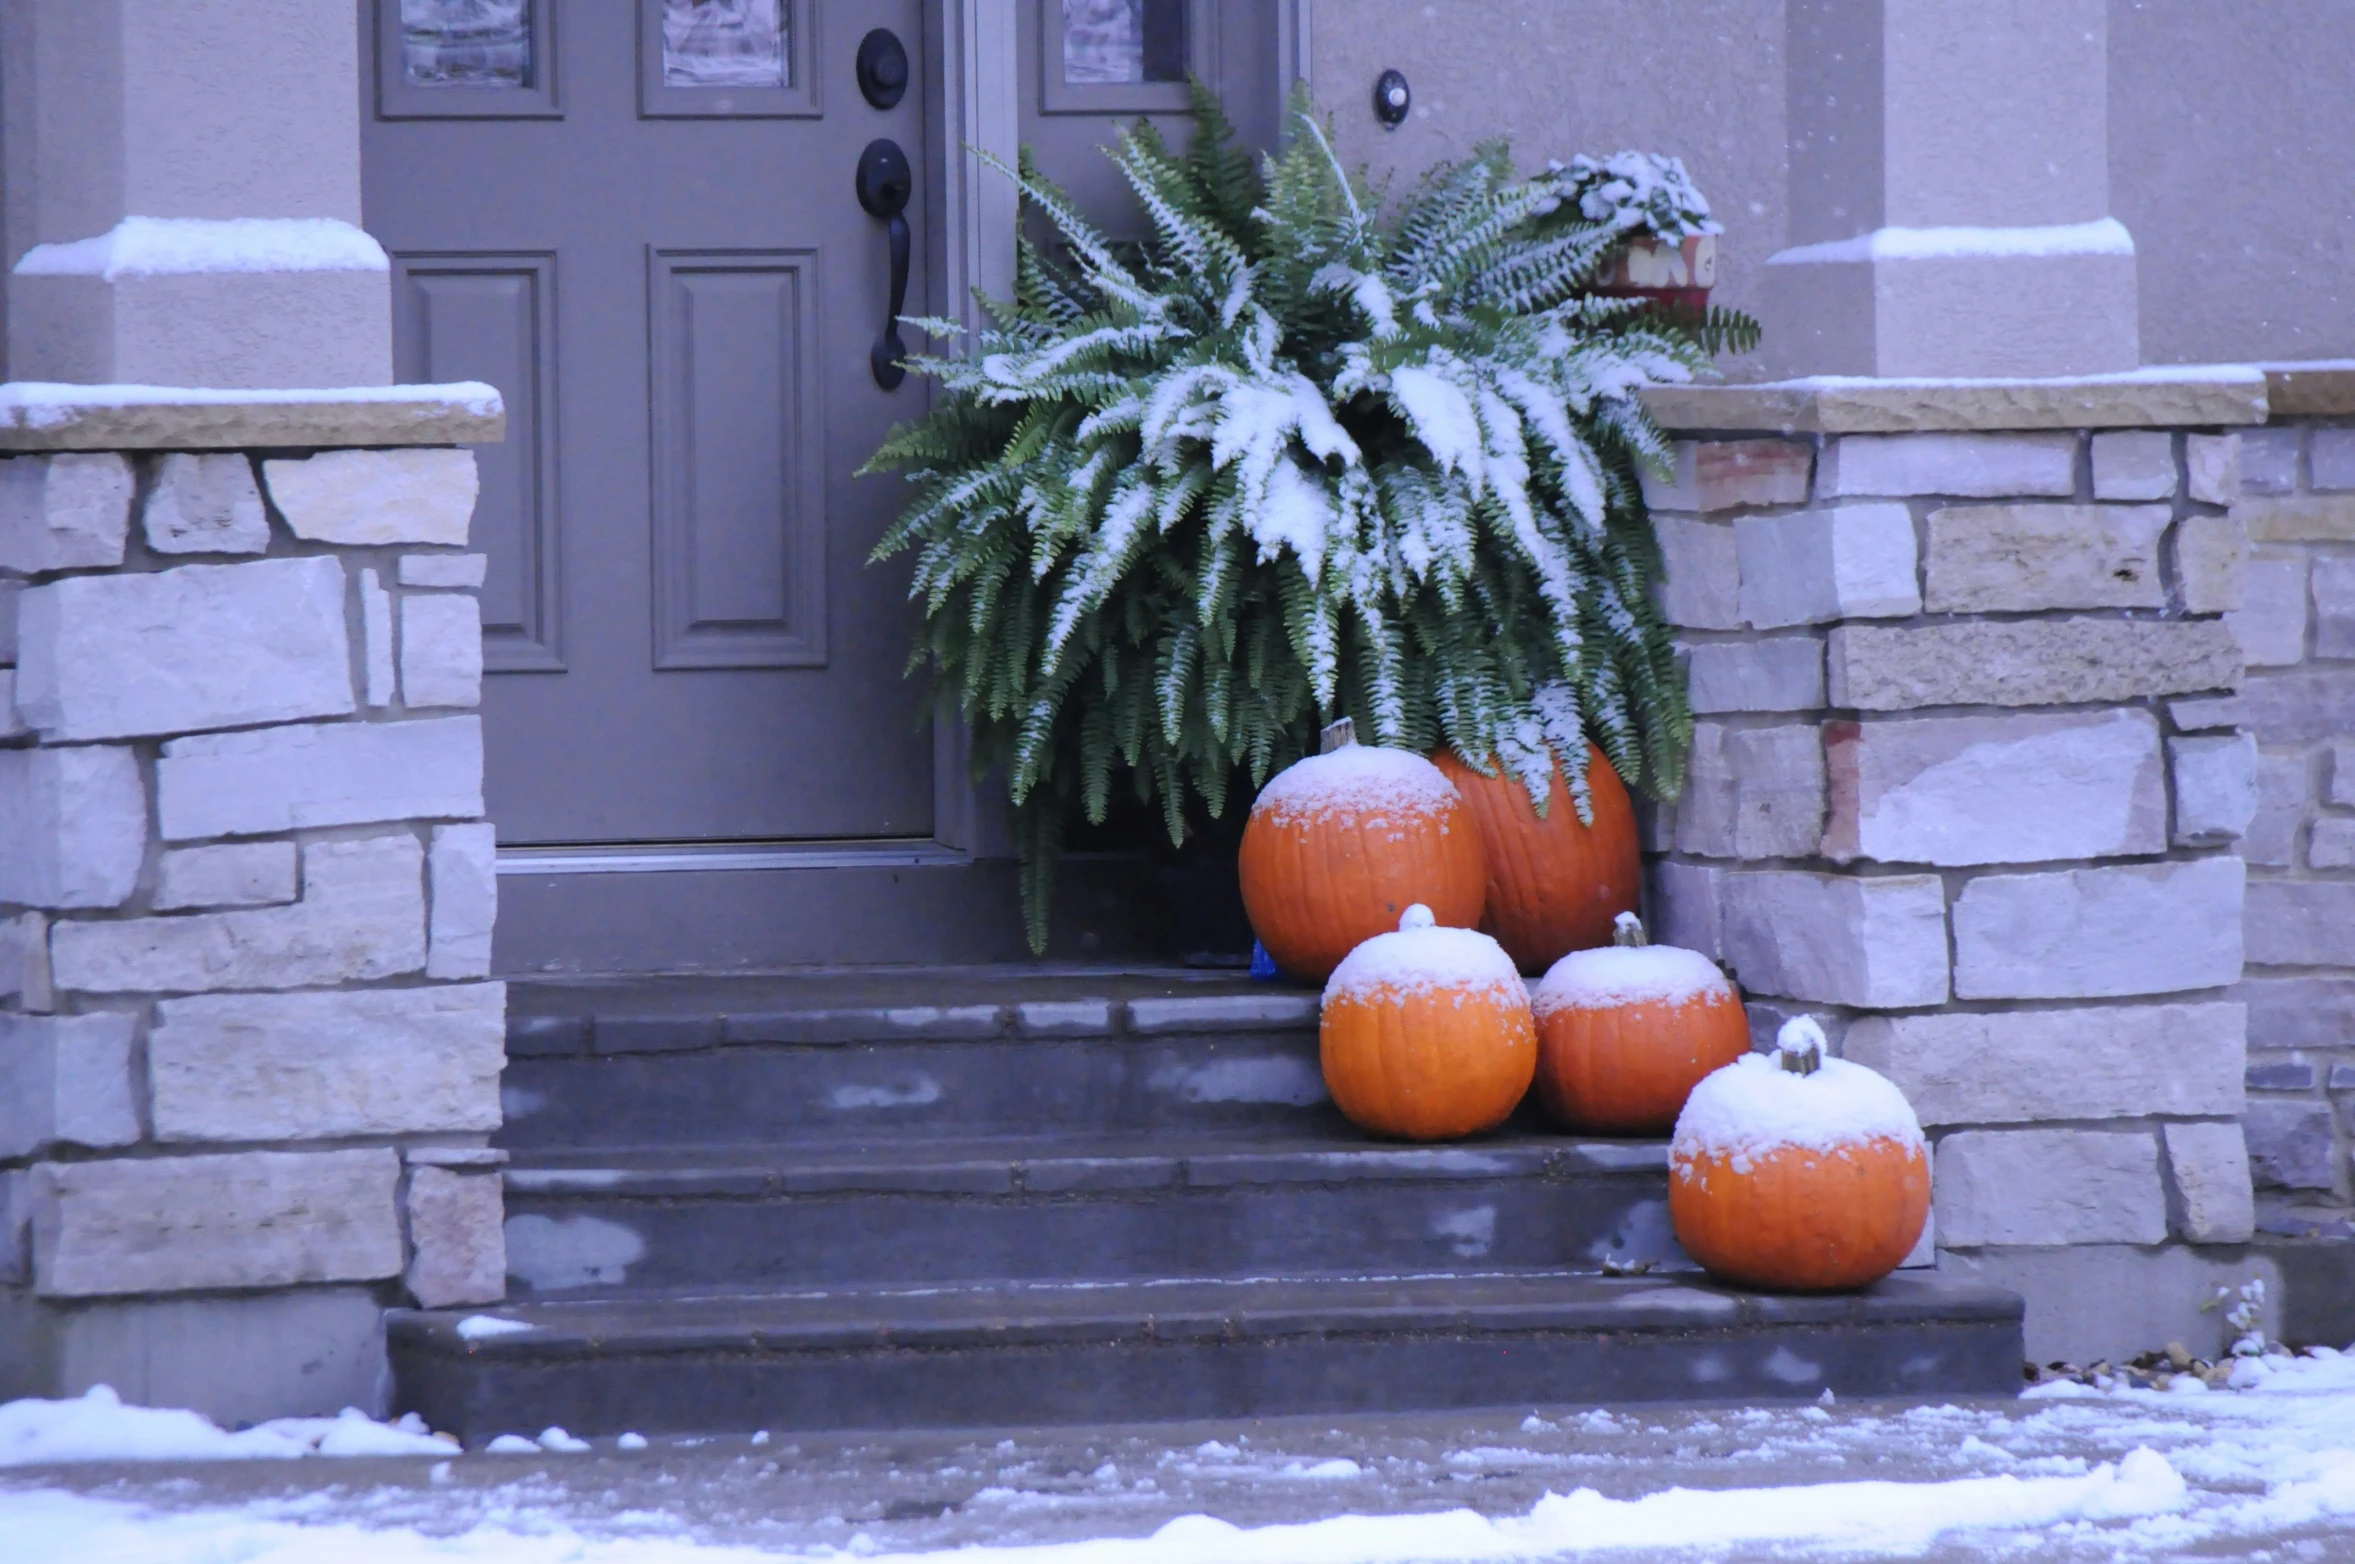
left=1530, top=912, right=1749, bottom=1134
left=1432, top=746, right=1640, bottom=974
left=1668, top=1017, right=1930, bottom=1292
left=1319, top=904, right=1536, bottom=1141
left=1239, top=727, right=1486, bottom=982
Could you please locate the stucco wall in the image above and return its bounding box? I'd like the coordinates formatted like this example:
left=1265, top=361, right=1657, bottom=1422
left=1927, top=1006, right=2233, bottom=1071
left=2109, top=0, right=2355, bottom=366
left=1307, top=0, right=2355, bottom=372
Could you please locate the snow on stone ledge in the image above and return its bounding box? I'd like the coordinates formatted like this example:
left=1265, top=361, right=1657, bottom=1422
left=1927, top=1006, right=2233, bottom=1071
left=13, top=218, right=389, bottom=281
left=1640, top=364, right=2270, bottom=436
left=1767, top=217, right=2138, bottom=267
left=0, top=381, right=505, bottom=453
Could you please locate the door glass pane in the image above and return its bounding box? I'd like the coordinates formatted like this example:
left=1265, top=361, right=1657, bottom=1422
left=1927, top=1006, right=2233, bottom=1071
left=662, top=0, right=789, bottom=89
left=1062, top=0, right=1187, bottom=85
left=402, top=0, right=532, bottom=88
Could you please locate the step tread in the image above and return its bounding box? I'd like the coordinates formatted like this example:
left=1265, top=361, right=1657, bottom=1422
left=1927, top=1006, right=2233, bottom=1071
left=391, top=1271, right=2021, bottom=1358
left=502, top=1132, right=1670, bottom=1197
left=506, top=966, right=1325, bottom=1054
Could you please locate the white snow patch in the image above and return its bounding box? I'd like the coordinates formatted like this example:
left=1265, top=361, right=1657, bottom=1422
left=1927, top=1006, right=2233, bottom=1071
left=484, top=1434, right=542, bottom=1454
left=1249, top=746, right=1460, bottom=829
left=1532, top=944, right=1733, bottom=1016
left=1671, top=1052, right=1925, bottom=1171
left=0, top=1386, right=451, bottom=1467
left=455, top=1314, right=538, bottom=1341
left=538, top=1427, right=591, bottom=1453
left=1279, top=1457, right=1364, bottom=1480
left=617, top=1432, right=650, bottom=1451
left=1767, top=217, right=2135, bottom=266
left=14, top=217, right=391, bottom=280
left=1324, top=921, right=1527, bottom=1007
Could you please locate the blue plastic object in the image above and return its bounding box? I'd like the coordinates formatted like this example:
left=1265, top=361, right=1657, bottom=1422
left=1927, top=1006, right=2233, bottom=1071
left=1249, top=941, right=1281, bottom=981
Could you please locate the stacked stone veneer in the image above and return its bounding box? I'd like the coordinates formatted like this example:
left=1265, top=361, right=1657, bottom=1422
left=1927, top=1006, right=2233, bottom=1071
left=0, top=395, right=508, bottom=1418
left=1637, top=375, right=2277, bottom=1361
left=2195, top=376, right=2355, bottom=1233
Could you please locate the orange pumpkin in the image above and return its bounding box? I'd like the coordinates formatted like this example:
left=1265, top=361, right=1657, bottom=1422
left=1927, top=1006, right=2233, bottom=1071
left=1432, top=746, right=1639, bottom=973
left=1320, top=904, right=1536, bottom=1140
left=1240, top=733, right=1485, bottom=982
left=1668, top=1018, right=1930, bottom=1292
left=1531, top=913, right=1749, bottom=1134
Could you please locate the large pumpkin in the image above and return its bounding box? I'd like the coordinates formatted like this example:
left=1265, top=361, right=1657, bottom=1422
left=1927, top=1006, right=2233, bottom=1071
left=1531, top=913, right=1749, bottom=1134
left=1668, top=1018, right=1930, bottom=1292
left=1320, top=905, right=1536, bottom=1140
left=1240, top=736, right=1485, bottom=982
left=1431, top=746, right=1639, bottom=973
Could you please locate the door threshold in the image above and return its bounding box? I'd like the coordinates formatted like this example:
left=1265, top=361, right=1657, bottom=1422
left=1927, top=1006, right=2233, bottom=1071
left=498, top=839, right=969, bottom=876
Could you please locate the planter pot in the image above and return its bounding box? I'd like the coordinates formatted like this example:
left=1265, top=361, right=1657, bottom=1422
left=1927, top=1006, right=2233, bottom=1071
left=1594, top=233, right=1716, bottom=313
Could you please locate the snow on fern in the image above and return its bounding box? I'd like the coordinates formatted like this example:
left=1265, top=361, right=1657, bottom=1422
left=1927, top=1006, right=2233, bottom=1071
left=866, top=86, right=1754, bottom=947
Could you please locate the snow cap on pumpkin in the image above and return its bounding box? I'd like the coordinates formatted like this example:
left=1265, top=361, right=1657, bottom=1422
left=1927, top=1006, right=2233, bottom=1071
left=1325, top=902, right=1527, bottom=1006
left=1532, top=916, right=1735, bottom=1016
left=1670, top=1016, right=1924, bottom=1170
left=1251, top=745, right=1461, bottom=829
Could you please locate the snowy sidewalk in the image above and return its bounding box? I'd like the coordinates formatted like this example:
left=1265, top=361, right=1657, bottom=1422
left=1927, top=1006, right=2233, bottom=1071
left=8, top=1357, right=2355, bottom=1561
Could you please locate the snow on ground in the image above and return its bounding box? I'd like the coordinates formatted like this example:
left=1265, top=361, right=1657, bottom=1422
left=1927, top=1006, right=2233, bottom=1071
left=0, top=1386, right=454, bottom=1466
left=12, top=1357, right=2355, bottom=1560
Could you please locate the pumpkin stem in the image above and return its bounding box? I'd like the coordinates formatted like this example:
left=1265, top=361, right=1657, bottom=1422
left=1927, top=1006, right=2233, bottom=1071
left=1398, top=903, right=1436, bottom=932
left=1612, top=911, right=1648, bottom=948
left=1776, top=1015, right=1827, bottom=1077
left=1319, top=717, right=1357, bottom=754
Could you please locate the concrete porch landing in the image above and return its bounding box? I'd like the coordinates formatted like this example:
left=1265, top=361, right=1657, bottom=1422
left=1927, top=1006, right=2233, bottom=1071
left=389, top=968, right=2025, bottom=1443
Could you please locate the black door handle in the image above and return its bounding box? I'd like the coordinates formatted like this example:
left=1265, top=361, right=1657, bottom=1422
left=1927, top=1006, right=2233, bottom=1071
left=856, top=138, right=912, bottom=390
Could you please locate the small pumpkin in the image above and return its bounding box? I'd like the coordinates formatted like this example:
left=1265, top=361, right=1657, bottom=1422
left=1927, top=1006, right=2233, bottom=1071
left=1240, top=723, right=1485, bottom=982
left=1432, top=746, right=1641, bottom=973
left=1320, top=904, right=1536, bottom=1141
left=1668, top=1017, right=1930, bottom=1292
left=1531, top=912, right=1750, bottom=1134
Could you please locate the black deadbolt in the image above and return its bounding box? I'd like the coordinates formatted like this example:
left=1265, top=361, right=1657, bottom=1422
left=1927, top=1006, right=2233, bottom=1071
left=856, top=137, right=912, bottom=218
left=1373, top=68, right=1410, bottom=128
left=857, top=28, right=909, bottom=110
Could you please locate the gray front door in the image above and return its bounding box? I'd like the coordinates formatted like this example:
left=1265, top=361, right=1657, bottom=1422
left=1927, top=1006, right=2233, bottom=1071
left=362, top=0, right=931, bottom=848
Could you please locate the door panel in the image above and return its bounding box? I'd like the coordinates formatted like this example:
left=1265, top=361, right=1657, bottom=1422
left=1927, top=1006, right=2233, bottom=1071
left=392, top=254, right=563, bottom=671
left=648, top=249, right=826, bottom=670
left=364, top=0, right=932, bottom=847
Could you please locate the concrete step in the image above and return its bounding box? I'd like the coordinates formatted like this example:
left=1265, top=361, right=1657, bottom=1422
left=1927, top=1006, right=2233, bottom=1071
left=388, top=1271, right=2027, bottom=1443
left=498, top=1134, right=1690, bottom=1297
left=501, top=967, right=1333, bottom=1149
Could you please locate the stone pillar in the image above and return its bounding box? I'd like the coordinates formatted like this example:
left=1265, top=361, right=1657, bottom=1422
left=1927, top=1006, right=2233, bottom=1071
left=1766, top=0, right=2137, bottom=377
left=0, top=385, right=504, bottom=1424
left=2203, top=367, right=2355, bottom=1246
left=1, top=0, right=390, bottom=387
left=1637, top=371, right=2277, bottom=1365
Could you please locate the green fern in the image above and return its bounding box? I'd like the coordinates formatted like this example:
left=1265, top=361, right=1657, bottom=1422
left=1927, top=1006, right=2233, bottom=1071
left=867, top=83, right=1757, bottom=950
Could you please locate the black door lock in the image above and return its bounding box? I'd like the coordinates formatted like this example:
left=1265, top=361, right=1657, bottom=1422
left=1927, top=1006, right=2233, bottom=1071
left=857, top=29, right=908, bottom=110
